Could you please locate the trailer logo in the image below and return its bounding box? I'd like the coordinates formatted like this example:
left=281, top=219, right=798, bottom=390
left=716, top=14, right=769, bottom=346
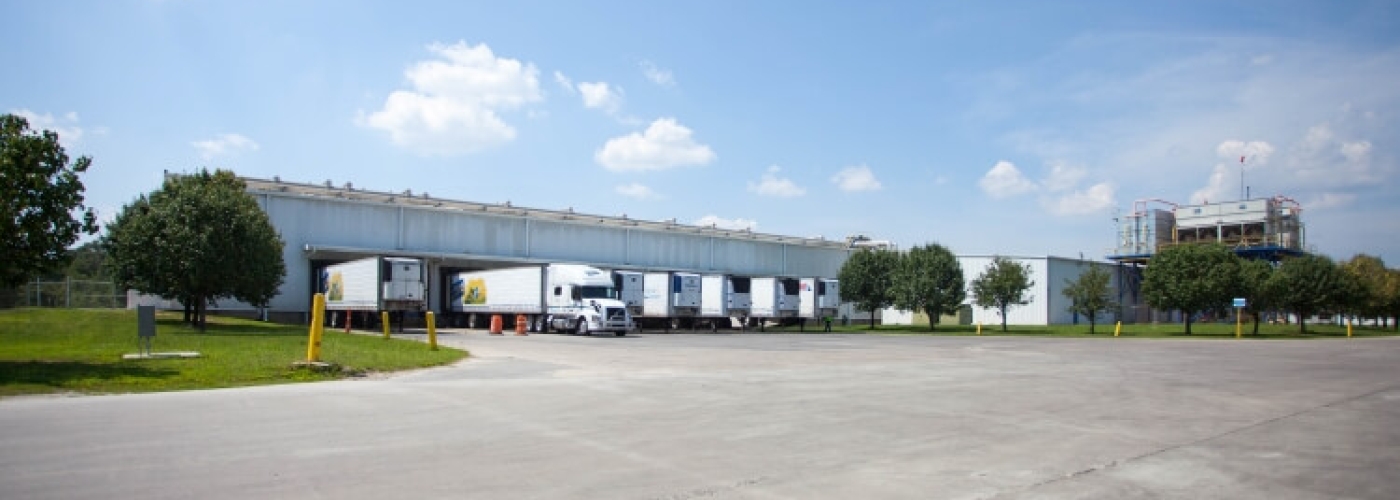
left=464, top=278, right=488, bottom=305
left=327, top=272, right=344, bottom=301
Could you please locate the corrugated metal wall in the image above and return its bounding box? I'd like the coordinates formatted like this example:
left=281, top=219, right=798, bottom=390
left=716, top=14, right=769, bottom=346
left=252, top=186, right=850, bottom=319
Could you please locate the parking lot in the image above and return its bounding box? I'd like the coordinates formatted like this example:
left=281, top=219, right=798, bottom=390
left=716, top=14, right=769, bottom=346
left=2, top=331, right=1398, bottom=499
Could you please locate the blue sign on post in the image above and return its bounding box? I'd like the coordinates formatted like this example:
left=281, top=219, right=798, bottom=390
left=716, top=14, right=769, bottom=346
left=1232, top=298, right=1247, bottom=308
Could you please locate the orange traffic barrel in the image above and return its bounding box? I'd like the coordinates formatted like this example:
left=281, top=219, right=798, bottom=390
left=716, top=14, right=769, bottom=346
left=514, top=314, right=529, bottom=336
left=489, top=314, right=504, bottom=335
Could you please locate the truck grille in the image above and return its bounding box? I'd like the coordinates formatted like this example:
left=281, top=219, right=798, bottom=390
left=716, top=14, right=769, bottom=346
left=605, top=307, right=630, bottom=327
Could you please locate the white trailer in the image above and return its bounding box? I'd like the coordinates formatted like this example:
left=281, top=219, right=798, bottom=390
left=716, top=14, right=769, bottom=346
left=320, top=256, right=426, bottom=330
left=449, top=264, right=632, bottom=335
left=448, top=266, right=544, bottom=328
left=614, top=270, right=702, bottom=330
left=750, top=277, right=800, bottom=329
left=798, top=278, right=841, bottom=330
left=699, top=275, right=752, bottom=330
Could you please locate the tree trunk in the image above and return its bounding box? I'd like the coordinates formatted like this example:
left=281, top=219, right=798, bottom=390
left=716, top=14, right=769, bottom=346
left=1089, top=319, right=1096, bottom=335
left=1184, top=313, right=1193, bottom=335
left=869, top=307, right=876, bottom=330
left=1298, top=310, right=1307, bottom=334
left=1000, top=305, right=1008, bottom=332
left=183, top=301, right=192, bottom=324
left=924, top=307, right=937, bottom=332
left=197, top=296, right=207, bottom=333
left=1252, top=313, right=1261, bottom=335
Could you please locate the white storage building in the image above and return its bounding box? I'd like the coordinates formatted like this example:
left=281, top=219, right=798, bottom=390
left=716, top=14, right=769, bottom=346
left=882, top=255, right=1143, bottom=327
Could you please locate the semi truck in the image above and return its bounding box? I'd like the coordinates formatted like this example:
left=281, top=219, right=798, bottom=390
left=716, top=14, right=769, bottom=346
left=319, top=256, right=426, bottom=330
left=614, top=271, right=701, bottom=330
left=449, top=264, right=632, bottom=336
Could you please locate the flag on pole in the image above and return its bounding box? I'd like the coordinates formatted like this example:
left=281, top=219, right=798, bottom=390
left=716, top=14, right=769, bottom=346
left=1240, top=155, right=1246, bottom=163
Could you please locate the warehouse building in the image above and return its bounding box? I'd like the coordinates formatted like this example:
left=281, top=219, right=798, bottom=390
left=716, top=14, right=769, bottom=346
left=233, top=176, right=853, bottom=323
left=881, top=255, right=1144, bottom=327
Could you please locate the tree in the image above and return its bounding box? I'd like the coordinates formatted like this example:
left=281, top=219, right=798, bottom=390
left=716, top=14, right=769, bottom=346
left=1237, top=258, right=1275, bottom=335
left=1341, top=254, right=1388, bottom=322
left=891, top=243, right=965, bottom=331
left=1141, top=244, right=1241, bottom=335
left=837, top=248, right=899, bottom=329
left=971, top=256, right=1034, bottom=332
left=104, top=169, right=286, bottom=330
left=1062, top=265, right=1116, bottom=334
left=1269, top=254, right=1348, bottom=334
left=1384, top=268, right=1400, bottom=331
left=1, top=114, right=98, bottom=288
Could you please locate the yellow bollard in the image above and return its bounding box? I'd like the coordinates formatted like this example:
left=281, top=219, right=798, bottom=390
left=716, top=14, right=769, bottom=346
left=1114, top=321, right=1122, bottom=337
left=381, top=311, right=391, bottom=340
left=976, top=322, right=982, bottom=336
left=1347, top=318, right=1353, bottom=338
left=307, top=293, right=325, bottom=362
left=1235, top=311, right=1242, bottom=339
left=426, top=311, right=438, bottom=351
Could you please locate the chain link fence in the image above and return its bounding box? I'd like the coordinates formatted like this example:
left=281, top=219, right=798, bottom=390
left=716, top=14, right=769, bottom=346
left=1, top=279, right=128, bottom=309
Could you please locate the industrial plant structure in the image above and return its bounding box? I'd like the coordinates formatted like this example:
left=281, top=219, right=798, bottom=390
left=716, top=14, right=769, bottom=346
left=1109, top=196, right=1306, bottom=264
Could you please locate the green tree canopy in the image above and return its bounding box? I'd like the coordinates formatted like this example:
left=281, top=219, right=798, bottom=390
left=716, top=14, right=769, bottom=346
left=1269, top=254, right=1347, bottom=334
left=1062, top=265, right=1116, bottom=334
left=892, top=243, right=965, bottom=331
left=1237, top=258, right=1276, bottom=335
left=1341, top=254, right=1388, bottom=320
left=837, top=248, right=899, bottom=329
left=1, top=114, right=98, bottom=288
left=103, top=170, right=286, bottom=330
left=1141, top=244, right=1241, bottom=335
left=971, top=256, right=1034, bottom=331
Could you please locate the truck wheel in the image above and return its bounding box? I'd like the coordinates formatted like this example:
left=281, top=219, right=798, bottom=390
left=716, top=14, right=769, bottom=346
left=614, top=331, right=625, bottom=337
left=576, top=318, right=590, bottom=335
left=541, top=315, right=552, bottom=333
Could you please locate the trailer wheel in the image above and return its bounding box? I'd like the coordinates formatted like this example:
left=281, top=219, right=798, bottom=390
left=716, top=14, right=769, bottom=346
left=576, top=317, right=590, bottom=335
left=614, top=331, right=625, bottom=337
left=541, top=315, right=552, bottom=333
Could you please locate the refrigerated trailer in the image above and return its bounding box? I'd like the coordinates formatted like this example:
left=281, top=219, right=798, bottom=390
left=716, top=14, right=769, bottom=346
left=749, top=277, right=800, bottom=329
left=320, top=256, right=426, bottom=331
left=798, top=278, right=841, bottom=330
left=614, top=271, right=702, bottom=330
left=449, top=264, right=632, bottom=335
left=698, top=274, right=752, bottom=330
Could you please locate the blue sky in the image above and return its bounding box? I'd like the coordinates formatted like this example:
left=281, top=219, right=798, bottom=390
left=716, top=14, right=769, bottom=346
left=5, top=1, right=1398, bottom=263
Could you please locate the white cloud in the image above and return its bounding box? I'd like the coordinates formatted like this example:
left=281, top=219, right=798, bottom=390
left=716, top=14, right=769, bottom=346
left=192, top=133, right=259, bottom=160
left=1045, top=182, right=1116, bottom=216
left=358, top=41, right=542, bottom=156
left=594, top=118, right=716, bottom=172
left=577, top=81, right=623, bottom=113
left=553, top=71, right=574, bottom=93
left=640, top=60, right=675, bottom=87
left=1341, top=140, right=1372, bottom=164
left=1190, top=139, right=1277, bottom=204
left=12, top=109, right=84, bottom=143
left=748, top=165, right=806, bottom=198
left=978, top=161, right=1037, bottom=198
left=831, top=164, right=882, bottom=192
left=695, top=215, right=757, bottom=231
left=1043, top=162, right=1086, bottom=192
left=615, top=182, right=661, bottom=200
left=1307, top=192, right=1357, bottom=210
left=1216, top=139, right=1275, bottom=167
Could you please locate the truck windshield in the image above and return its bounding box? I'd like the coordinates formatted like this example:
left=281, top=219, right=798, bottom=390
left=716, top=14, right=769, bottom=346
left=579, top=286, right=616, bottom=299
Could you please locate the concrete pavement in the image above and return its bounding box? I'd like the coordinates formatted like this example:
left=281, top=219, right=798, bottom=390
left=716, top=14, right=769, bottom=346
left=1, top=331, right=1397, bottom=499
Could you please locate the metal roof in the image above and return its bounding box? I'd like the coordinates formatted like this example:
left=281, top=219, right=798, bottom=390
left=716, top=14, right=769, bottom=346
left=242, top=176, right=850, bottom=250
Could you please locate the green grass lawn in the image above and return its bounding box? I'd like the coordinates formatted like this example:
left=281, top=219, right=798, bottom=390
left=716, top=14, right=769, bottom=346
left=762, top=318, right=1398, bottom=339
left=0, top=308, right=466, bottom=397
